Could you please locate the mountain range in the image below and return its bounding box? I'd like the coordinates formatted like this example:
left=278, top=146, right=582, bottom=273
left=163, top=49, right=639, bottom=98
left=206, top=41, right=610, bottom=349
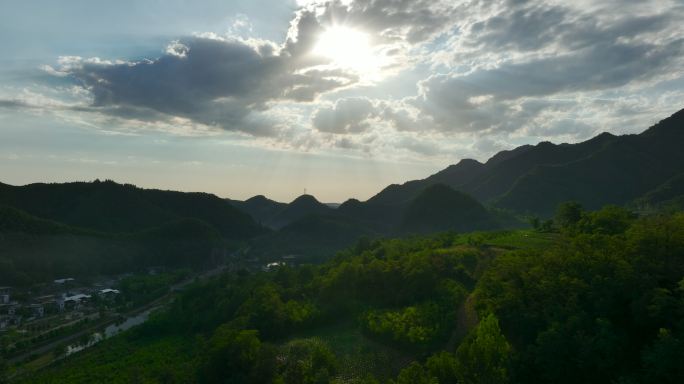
left=1, top=108, right=683, bottom=269
left=365, top=108, right=684, bottom=216
left=0, top=179, right=263, bottom=239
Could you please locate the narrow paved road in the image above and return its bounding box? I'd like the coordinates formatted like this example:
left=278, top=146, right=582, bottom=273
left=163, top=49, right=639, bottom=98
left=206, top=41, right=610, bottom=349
left=7, top=263, right=229, bottom=366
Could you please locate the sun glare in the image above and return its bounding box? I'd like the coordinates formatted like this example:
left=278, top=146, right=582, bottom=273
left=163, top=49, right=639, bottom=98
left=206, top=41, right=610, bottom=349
left=313, top=26, right=383, bottom=76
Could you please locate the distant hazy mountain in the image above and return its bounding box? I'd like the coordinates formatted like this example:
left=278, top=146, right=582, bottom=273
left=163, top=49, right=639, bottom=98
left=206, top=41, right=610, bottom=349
left=267, top=194, right=333, bottom=229
left=0, top=180, right=263, bottom=239
left=230, top=194, right=333, bottom=230
left=247, top=214, right=378, bottom=261
left=249, top=184, right=509, bottom=260
left=369, top=108, right=684, bottom=216
left=227, top=195, right=287, bottom=225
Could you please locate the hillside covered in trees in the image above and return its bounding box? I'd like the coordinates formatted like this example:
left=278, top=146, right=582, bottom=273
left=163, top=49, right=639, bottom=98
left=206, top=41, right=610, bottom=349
left=0, top=180, right=263, bottom=239
left=227, top=109, right=684, bottom=259
left=15, top=203, right=684, bottom=383
left=0, top=180, right=265, bottom=285
left=365, top=108, right=684, bottom=216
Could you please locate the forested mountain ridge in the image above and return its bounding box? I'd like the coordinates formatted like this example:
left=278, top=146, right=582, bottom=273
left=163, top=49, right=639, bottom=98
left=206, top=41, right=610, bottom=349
left=244, top=183, right=513, bottom=260
left=0, top=205, right=224, bottom=285
left=633, top=173, right=684, bottom=211
left=227, top=195, right=287, bottom=227
left=224, top=108, right=684, bottom=259
left=228, top=194, right=332, bottom=230
left=399, top=184, right=494, bottom=234
left=0, top=180, right=264, bottom=239
left=369, top=108, right=684, bottom=216
left=0, top=181, right=262, bottom=285
left=265, top=194, right=333, bottom=230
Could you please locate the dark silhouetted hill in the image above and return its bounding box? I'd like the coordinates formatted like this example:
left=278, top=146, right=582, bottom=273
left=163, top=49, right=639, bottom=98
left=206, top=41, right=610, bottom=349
left=367, top=108, right=684, bottom=217
left=227, top=195, right=287, bottom=226
left=265, top=194, right=333, bottom=229
left=399, top=184, right=495, bottom=234
left=496, top=109, right=684, bottom=215
left=633, top=173, right=684, bottom=211
left=247, top=214, right=377, bottom=261
left=0, top=206, right=224, bottom=286
left=0, top=180, right=263, bottom=239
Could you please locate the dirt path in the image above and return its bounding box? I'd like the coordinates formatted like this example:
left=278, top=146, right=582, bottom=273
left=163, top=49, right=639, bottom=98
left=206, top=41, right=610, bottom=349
left=446, top=294, right=479, bottom=351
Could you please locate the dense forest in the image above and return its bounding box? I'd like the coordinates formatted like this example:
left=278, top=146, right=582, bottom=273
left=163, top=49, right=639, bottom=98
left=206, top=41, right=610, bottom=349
left=0, top=205, right=225, bottom=285
left=15, top=203, right=684, bottom=383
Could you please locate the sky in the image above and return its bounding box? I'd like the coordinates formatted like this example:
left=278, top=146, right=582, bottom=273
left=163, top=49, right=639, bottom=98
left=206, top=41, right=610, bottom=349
left=1, top=0, right=683, bottom=203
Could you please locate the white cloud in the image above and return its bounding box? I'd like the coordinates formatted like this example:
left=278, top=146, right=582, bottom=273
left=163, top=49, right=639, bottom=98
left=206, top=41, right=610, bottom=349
left=4, top=0, right=679, bottom=162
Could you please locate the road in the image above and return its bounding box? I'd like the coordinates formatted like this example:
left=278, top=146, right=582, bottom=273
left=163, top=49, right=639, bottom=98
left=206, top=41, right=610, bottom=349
left=7, top=263, right=229, bottom=367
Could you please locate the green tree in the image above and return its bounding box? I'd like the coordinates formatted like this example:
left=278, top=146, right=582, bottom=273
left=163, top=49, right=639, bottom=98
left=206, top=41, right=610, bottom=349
left=425, top=351, right=459, bottom=383
left=202, top=327, right=270, bottom=384
left=577, top=205, right=634, bottom=235
left=555, top=201, right=583, bottom=229
left=357, top=375, right=381, bottom=384
left=642, top=328, right=684, bottom=384
left=280, top=339, right=338, bottom=384
left=455, top=314, right=512, bottom=384
left=529, top=216, right=541, bottom=231
left=395, top=362, right=437, bottom=384
left=540, top=219, right=554, bottom=232
left=0, top=356, right=8, bottom=384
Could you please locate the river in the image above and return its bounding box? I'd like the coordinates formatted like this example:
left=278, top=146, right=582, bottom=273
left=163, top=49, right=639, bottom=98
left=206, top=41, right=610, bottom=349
left=66, top=307, right=156, bottom=356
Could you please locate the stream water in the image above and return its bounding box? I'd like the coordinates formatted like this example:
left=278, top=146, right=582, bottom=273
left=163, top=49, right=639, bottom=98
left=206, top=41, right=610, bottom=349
left=66, top=308, right=155, bottom=356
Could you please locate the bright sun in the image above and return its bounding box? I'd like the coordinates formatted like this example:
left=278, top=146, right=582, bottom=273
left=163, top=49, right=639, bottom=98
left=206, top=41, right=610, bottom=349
left=313, top=26, right=383, bottom=75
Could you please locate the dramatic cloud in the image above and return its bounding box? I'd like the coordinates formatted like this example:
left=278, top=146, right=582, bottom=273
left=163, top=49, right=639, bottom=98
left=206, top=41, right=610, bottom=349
left=388, top=0, right=684, bottom=135
left=6, top=0, right=684, bottom=159
left=53, top=35, right=359, bottom=136
left=313, top=97, right=376, bottom=133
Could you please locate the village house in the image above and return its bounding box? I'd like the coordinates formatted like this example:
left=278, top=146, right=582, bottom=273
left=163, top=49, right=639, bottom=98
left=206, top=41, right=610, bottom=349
left=63, top=293, right=91, bottom=310
left=98, top=289, right=120, bottom=302
left=0, top=286, right=10, bottom=304
left=33, top=294, right=65, bottom=314
left=0, top=302, right=22, bottom=329
left=262, top=261, right=285, bottom=272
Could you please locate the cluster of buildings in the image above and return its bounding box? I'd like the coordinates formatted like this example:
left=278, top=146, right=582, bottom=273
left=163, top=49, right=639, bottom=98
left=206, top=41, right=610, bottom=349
left=0, top=279, right=121, bottom=331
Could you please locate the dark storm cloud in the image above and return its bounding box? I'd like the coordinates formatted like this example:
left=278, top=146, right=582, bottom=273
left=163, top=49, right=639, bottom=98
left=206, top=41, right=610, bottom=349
left=62, top=35, right=356, bottom=135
